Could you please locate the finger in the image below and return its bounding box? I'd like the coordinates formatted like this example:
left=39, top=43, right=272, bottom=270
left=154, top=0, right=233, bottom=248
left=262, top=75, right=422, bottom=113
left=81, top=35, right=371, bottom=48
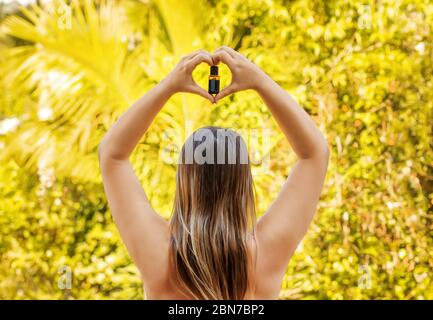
left=215, top=46, right=243, bottom=59
left=214, top=83, right=237, bottom=102
left=180, top=49, right=209, bottom=62
left=188, top=52, right=214, bottom=69
left=188, top=82, right=216, bottom=103
left=187, top=49, right=210, bottom=60
left=214, top=46, right=236, bottom=58
left=212, top=50, right=235, bottom=68
left=181, top=49, right=206, bottom=61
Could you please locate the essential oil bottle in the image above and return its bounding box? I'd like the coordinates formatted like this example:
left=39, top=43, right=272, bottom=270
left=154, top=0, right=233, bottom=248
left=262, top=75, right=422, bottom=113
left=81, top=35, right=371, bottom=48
left=208, top=65, right=220, bottom=95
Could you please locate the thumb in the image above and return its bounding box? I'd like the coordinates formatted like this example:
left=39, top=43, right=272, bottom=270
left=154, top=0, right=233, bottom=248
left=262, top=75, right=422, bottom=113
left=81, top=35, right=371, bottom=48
left=214, top=83, right=237, bottom=103
left=188, top=81, right=215, bottom=103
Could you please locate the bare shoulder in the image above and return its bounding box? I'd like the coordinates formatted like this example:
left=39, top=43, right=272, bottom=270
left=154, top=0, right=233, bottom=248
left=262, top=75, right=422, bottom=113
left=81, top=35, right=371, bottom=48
left=252, top=153, right=330, bottom=299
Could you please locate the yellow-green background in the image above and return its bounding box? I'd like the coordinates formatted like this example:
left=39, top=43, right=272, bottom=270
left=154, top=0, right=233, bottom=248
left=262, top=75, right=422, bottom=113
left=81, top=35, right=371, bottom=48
left=0, top=0, right=432, bottom=299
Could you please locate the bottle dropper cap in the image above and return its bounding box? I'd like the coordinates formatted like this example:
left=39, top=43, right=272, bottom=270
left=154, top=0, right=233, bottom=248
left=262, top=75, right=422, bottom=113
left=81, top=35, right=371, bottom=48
left=210, top=65, right=218, bottom=75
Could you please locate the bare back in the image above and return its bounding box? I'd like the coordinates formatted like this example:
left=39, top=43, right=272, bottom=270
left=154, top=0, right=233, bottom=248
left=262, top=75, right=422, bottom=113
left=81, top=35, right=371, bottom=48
left=143, top=233, right=280, bottom=300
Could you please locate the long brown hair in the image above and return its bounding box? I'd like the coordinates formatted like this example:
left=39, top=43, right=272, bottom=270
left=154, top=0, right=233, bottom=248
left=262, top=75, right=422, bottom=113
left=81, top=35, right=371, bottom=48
left=169, top=126, right=256, bottom=300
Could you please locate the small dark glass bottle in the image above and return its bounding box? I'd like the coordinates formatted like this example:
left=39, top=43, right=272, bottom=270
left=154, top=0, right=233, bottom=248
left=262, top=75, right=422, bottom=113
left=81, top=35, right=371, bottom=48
left=208, top=65, right=220, bottom=95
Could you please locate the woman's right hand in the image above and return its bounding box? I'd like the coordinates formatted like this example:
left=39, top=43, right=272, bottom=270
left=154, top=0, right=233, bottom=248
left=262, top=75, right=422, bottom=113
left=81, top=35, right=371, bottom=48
left=212, top=46, right=267, bottom=102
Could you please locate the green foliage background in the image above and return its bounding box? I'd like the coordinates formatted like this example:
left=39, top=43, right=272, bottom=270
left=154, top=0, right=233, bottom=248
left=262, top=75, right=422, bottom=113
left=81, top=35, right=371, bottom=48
left=0, top=0, right=432, bottom=299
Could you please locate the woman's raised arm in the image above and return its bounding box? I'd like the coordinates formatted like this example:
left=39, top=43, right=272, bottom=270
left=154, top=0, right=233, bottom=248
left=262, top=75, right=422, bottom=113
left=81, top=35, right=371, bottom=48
left=98, top=50, right=214, bottom=291
left=213, top=46, right=330, bottom=298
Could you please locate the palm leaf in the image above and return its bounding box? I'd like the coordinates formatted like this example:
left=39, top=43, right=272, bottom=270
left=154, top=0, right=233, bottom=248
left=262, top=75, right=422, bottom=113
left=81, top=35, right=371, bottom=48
left=1, top=0, right=210, bottom=183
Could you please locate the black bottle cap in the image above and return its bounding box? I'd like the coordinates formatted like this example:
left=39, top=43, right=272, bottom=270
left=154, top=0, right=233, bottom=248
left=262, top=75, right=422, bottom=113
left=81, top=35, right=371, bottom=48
left=210, top=65, right=218, bottom=75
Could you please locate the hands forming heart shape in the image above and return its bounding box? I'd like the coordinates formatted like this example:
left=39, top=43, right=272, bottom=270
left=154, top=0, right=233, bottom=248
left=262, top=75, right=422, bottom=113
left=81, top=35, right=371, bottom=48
left=164, top=46, right=266, bottom=104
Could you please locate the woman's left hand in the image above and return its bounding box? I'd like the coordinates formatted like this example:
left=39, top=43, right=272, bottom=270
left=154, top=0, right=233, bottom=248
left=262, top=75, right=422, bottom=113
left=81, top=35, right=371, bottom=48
left=164, top=49, right=215, bottom=103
